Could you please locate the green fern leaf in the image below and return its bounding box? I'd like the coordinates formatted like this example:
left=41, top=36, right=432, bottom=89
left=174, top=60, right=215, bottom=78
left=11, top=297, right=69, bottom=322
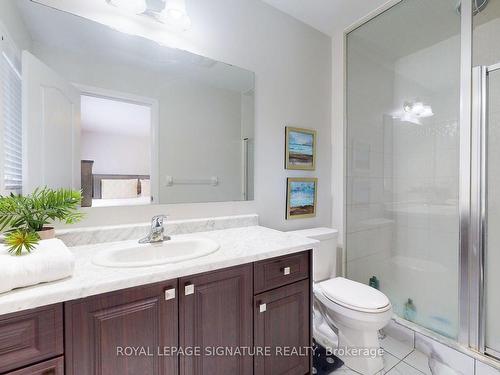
left=5, top=230, right=40, bottom=256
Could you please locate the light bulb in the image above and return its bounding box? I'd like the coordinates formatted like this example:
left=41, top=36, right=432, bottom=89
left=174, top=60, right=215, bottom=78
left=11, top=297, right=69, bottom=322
left=167, top=8, right=184, bottom=20
left=412, top=102, right=424, bottom=116
left=109, top=0, right=146, bottom=14
left=160, top=0, right=192, bottom=31
left=160, top=10, right=191, bottom=30
left=420, top=106, right=434, bottom=118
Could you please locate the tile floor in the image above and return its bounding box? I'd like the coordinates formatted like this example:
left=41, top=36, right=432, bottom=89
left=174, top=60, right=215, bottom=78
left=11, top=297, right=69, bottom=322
left=329, top=335, right=421, bottom=375
left=328, top=320, right=500, bottom=375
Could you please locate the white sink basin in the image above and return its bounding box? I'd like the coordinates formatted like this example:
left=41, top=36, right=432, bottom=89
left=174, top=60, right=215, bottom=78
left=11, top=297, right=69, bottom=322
left=92, top=238, right=220, bottom=268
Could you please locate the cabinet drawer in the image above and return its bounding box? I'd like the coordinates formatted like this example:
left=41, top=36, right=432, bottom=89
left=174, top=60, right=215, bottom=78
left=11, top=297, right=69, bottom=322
left=254, top=251, right=310, bottom=294
left=0, top=304, right=63, bottom=374
left=5, top=356, right=64, bottom=375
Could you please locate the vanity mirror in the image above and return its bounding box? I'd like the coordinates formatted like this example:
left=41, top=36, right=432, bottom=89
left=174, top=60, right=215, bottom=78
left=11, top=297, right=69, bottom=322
left=0, top=0, right=255, bottom=207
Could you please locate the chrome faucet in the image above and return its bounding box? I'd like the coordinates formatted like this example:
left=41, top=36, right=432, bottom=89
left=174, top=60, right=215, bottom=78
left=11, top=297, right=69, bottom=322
left=139, top=215, right=171, bottom=244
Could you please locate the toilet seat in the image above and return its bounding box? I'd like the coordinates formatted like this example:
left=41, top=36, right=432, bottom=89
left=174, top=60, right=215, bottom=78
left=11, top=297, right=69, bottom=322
left=317, top=277, right=391, bottom=313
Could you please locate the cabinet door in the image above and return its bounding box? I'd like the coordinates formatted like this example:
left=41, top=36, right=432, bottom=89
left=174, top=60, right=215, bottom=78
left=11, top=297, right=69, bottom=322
left=5, top=356, right=64, bottom=375
left=254, top=280, right=311, bottom=375
left=65, top=280, right=178, bottom=375
left=179, top=264, right=253, bottom=375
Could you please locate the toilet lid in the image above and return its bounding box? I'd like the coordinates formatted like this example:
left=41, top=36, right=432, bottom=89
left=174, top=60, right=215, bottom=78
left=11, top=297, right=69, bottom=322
left=318, top=277, right=390, bottom=311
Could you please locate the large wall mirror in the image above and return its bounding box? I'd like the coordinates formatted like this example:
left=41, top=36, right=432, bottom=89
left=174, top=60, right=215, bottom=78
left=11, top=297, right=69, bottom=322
left=0, top=0, right=255, bottom=207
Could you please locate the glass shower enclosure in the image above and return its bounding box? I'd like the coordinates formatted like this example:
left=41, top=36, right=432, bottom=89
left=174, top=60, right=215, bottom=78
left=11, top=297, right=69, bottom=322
left=346, top=0, right=461, bottom=339
left=345, top=0, right=500, bottom=360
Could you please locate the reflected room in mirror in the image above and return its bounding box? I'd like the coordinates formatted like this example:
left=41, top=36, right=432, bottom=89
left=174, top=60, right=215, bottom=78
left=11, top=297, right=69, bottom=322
left=0, top=0, right=255, bottom=207
left=80, top=95, right=152, bottom=207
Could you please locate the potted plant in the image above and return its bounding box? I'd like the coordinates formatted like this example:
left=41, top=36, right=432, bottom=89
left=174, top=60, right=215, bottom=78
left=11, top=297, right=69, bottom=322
left=0, top=187, right=84, bottom=255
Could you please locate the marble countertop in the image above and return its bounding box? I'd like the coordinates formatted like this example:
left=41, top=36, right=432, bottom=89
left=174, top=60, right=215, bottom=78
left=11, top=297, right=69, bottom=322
left=0, top=225, right=317, bottom=316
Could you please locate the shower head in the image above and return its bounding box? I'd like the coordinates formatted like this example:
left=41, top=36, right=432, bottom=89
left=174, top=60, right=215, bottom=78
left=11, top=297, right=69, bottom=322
left=456, top=0, right=489, bottom=16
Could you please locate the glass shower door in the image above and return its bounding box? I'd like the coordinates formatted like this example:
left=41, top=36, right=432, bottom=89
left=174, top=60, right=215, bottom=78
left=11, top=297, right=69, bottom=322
left=345, top=0, right=461, bottom=339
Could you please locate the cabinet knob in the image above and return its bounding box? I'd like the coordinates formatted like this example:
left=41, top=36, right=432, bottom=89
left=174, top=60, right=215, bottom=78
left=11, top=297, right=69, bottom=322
left=164, top=288, right=176, bottom=300
left=259, top=303, right=267, bottom=313
left=282, top=266, right=291, bottom=275
left=185, top=284, right=195, bottom=296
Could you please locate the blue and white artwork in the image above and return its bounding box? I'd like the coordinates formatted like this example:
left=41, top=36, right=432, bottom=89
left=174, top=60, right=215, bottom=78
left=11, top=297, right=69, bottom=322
left=288, top=179, right=317, bottom=218
left=286, top=128, right=315, bottom=169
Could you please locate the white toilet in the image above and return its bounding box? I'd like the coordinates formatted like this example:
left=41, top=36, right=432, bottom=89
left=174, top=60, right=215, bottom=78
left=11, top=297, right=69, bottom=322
left=289, top=227, right=392, bottom=375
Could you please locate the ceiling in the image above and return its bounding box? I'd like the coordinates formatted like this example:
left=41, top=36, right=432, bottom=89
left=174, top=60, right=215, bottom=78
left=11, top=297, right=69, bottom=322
left=261, top=0, right=389, bottom=36
left=81, top=95, right=151, bottom=137
left=264, top=0, right=463, bottom=64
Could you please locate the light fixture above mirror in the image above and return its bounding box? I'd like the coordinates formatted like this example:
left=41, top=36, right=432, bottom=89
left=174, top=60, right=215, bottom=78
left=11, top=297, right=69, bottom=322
left=106, top=0, right=192, bottom=31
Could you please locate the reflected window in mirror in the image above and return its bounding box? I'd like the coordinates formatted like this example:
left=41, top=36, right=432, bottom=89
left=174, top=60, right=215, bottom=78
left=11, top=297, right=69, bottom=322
left=0, top=24, right=23, bottom=196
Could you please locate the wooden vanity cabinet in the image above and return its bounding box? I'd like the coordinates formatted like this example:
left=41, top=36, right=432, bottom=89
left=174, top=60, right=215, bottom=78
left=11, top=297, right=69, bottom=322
left=64, top=264, right=255, bottom=375
left=64, top=279, right=179, bottom=375
left=0, top=250, right=312, bottom=375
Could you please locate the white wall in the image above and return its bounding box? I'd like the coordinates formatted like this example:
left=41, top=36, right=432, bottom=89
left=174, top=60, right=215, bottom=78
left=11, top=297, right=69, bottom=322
left=185, top=0, right=332, bottom=231
left=159, top=80, right=243, bottom=203
left=0, top=0, right=32, bottom=53
left=81, top=131, right=150, bottom=175
left=32, top=0, right=332, bottom=229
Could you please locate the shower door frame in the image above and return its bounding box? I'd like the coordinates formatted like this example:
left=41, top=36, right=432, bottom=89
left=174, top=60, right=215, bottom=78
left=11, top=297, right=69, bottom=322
left=459, top=0, right=474, bottom=351
left=459, top=0, right=500, bottom=360
left=470, top=62, right=500, bottom=359
left=468, top=64, right=486, bottom=355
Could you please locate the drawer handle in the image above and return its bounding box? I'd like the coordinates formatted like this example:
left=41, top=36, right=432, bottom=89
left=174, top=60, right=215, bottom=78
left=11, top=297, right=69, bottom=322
left=164, top=288, right=176, bottom=300
left=259, top=303, right=267, bottom=313
left=185, top=284, right=195, bottom=296
left=282, top=266, right=291, bottom=275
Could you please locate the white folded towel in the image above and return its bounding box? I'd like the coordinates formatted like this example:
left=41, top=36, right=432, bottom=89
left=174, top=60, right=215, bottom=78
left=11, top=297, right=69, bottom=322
left=0, top=238, right=75, bottom=294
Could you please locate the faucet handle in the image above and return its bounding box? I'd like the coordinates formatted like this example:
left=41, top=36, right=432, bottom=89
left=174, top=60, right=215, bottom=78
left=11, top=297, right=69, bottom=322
left=151, top=214, right=169, bottom=227
left=139, top=215, right=170, bottom=244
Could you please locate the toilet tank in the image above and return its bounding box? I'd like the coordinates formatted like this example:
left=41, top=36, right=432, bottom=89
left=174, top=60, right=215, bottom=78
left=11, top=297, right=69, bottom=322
left=288, top=227, right=339, bottom=282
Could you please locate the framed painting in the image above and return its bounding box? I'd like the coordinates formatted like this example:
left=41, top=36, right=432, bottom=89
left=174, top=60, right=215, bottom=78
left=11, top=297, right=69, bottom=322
left=286, top=177, right=317, bottom=219
left=285, top=127, right=316, bottom=170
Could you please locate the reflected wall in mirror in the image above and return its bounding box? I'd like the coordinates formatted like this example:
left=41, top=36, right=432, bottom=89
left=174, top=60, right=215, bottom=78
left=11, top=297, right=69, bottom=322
left=0, top=0, right=255, bottom=207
